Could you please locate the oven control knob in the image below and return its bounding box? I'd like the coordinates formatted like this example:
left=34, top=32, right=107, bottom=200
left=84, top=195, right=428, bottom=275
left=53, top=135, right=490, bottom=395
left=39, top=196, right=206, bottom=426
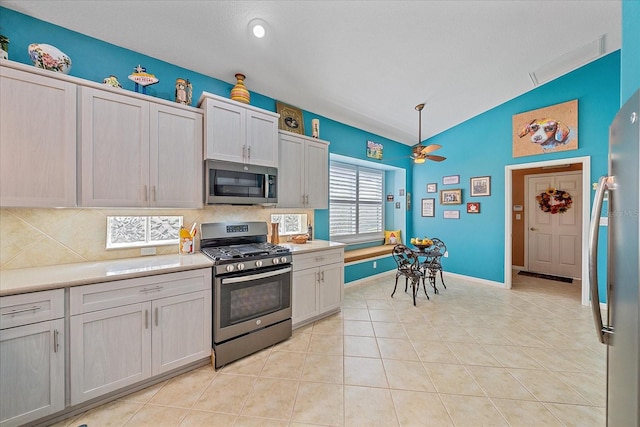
left=226, top=265, right=234, bottom=272
left=237, top=263, right=245, bottom=270
left=272, top=257, right=279, bottom=264
left=280, top=257, right=288, bottom=263
left=255, top=260, right=263, bottom=268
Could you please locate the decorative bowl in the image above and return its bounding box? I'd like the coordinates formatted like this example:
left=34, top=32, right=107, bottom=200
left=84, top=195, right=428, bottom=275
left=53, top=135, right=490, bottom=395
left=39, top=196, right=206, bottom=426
left=290, top=234, right=309, bottom=244
left=28, top=43, right=72, bottom=74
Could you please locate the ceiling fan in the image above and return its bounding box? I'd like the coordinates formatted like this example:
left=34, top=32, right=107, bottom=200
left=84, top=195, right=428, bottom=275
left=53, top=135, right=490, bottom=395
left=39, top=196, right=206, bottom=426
left=411, top=103, right=446, bottom=164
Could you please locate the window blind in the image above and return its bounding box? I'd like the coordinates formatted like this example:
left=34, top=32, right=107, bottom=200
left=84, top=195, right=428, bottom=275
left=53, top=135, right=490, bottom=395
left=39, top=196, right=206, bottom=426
left=329, top=162, right=383, bottom=240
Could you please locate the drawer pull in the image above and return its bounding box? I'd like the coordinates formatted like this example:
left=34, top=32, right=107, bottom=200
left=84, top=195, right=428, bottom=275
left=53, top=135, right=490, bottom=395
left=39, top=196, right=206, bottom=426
left=155, top=307, right=159, bottom=327
left=145, top=309, right=149, bottom=329
left=2, top=305, right=41, bottom=316
left=140, top=286, right=163, bottom=293
left=315, top=256, right=325, bottom=262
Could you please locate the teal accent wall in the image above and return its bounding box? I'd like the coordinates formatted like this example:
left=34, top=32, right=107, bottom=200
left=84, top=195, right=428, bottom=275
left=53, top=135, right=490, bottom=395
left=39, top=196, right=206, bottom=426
left=621, top=0, right=640, bottom=103
left=412, top=51, right=621, bottom=285
left=0, top=7, right=413, bottom=245
left=345, top=256, right=396, bottom=284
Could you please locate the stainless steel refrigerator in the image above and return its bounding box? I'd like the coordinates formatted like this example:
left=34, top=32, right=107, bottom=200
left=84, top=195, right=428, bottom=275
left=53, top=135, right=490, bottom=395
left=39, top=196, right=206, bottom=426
left=589, top=89, right=640, bottom=427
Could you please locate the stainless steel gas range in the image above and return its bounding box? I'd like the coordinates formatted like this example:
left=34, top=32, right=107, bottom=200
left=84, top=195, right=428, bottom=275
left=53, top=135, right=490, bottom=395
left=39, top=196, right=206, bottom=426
left=200, top=221, right=292, bottom=368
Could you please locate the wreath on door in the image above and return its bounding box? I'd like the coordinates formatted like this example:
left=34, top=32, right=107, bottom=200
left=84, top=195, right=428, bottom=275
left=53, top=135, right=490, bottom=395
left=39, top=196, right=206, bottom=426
left=536, top=188, right=573, bottom=214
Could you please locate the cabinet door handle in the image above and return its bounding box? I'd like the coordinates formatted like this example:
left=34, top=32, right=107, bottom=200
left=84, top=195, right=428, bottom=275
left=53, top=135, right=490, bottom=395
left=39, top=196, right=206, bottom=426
left=321, top=271, right=325, bottom=282
left=316, top=272, right=320, bottom=284
left=243, top=145, right=246, bottom=160
left=145, top=309, right=149, bottom=329
left=247, top=146, right=251, bottom=160
left=155, top=307, right=159, bottom=327
left=143, top=185, right=148, bottom=202
left=140, top=286, right=163, bottom=293
left=2, top=305, right=41, bottom=316
left=53, top=329, right=60, bottom=353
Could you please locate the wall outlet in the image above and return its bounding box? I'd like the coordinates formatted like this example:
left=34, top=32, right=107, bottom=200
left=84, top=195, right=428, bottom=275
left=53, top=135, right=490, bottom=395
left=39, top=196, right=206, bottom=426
left=373, top=261, right=377, bottom=268
left=141, top=247, right=156, bottom=256
left=444, top=251, right=449, bottom=258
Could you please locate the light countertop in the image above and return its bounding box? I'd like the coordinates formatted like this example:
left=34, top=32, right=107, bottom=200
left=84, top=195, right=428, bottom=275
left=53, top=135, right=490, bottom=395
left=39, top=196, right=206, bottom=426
left=279, top=239, right=345, bottom=254
left=0, top=254, right=213, bottom=296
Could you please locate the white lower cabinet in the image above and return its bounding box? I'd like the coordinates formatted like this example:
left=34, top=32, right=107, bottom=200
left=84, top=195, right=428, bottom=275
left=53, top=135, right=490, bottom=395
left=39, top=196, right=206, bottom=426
left=0, top=290, right=65, bottom=427
left=69, top=269, right=211, bottom=405
left=292, top=248, right=344, bottom=327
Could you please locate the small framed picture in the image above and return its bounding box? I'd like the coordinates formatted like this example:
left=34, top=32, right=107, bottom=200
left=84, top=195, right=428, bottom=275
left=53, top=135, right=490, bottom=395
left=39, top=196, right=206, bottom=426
left=421, top=198, right=435, bottom=217
left=395, top=202, right=401, bottom=209
left=467, top=202, right=481, bottom=213
left=470, top=176, right=491, bottom=196
left=442, top=175, right=460, bottom=185
left=276, top=101, right=305, bottom=135
left=443, top=210, right=460, bottom=219
left=399, top=189, right=405, bottom=196
left=426, top=183, right=437, bottom=193
left=440, top=188, right=462, bottom=205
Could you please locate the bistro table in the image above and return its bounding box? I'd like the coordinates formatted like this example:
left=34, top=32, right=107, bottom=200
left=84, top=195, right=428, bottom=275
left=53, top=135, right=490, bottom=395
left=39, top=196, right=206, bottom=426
left=411, top=240, right=447, bottom=293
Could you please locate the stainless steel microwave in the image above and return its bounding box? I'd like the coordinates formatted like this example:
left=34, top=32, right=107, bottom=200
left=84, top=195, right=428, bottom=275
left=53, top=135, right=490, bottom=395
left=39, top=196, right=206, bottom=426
left=205, top=160, right=277, bottom=205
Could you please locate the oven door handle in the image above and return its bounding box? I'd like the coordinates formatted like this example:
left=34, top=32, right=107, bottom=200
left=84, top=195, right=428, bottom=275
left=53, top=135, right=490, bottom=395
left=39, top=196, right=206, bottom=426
left=221, top=266, right=292, bottom=284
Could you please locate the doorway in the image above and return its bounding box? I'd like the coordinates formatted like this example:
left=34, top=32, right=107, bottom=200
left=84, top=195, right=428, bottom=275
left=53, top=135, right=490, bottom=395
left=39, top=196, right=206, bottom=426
left=504, top=156, right=591, bottom=306
left=525, top=171, right=582, bottom=278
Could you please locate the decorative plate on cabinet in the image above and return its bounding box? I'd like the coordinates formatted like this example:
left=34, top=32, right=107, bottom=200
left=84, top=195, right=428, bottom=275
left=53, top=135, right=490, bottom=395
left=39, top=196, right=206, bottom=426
left=28, top=43, right=72, bottom=74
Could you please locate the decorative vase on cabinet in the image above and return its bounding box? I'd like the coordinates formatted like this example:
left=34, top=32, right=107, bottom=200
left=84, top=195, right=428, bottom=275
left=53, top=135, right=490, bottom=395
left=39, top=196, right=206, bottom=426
left=230, top=73, right=250, bottom=104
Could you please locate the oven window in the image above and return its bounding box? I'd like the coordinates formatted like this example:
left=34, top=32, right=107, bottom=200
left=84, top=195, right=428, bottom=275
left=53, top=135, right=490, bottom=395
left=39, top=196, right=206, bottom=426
left=219, top=268, right=291, bottom=328
left=229, top=281, right=280, bottom=323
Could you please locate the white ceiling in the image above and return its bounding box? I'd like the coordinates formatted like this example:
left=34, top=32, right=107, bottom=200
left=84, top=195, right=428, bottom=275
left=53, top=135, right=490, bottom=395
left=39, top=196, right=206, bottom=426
left=1, top=1, right=621, bottom=146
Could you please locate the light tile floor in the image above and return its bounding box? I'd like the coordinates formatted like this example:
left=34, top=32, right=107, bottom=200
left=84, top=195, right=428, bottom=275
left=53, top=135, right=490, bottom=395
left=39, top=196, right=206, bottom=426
left=54, top=271, right=606, bottom=427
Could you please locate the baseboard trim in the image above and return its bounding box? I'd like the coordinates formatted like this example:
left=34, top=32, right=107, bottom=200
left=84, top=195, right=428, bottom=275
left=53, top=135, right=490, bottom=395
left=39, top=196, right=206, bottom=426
left=345, top=270, right=394, bottom=288
left=442, top=271, right=507, bottom=289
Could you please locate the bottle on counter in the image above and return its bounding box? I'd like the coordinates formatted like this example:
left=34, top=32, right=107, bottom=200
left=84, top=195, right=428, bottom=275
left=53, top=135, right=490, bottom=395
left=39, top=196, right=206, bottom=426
left=307, top=223, right=313, bottom=241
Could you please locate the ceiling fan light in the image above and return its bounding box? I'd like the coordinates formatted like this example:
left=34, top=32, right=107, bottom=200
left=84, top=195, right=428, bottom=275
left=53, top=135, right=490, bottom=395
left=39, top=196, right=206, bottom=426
left=414, top=157, right=426, bottom=164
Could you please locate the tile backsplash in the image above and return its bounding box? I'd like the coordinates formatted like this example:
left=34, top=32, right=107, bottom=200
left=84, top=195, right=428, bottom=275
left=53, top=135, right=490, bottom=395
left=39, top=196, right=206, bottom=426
left=0, top=207, right=313, bottom=270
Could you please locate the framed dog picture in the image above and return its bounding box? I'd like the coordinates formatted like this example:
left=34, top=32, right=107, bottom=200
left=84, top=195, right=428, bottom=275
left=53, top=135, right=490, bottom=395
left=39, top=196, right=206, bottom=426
left=513, top=99, right=578, bottom=158
left=440, top=188, right=462, bottom=205
left=470, top=176, right=491, bottom=196
left=426, top=183, right=437, bottom=193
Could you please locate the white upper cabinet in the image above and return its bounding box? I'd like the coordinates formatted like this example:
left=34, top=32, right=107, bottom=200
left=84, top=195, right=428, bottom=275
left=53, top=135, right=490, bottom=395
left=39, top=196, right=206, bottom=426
left=199, top=92, right=279, bottom=168
left=79, top=87, right=203, bottom=208
left=278, top=131, right=329, bottom=208
left=149, top=104, right=203, bottom=208
left=0, top=65, right=77, bottom=207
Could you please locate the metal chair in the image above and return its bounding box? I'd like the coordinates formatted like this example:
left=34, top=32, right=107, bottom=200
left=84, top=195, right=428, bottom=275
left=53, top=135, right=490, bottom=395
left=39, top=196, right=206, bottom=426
left=421, top=238, right=447, bottom=294
left=391, top=244, right=429, bottom=305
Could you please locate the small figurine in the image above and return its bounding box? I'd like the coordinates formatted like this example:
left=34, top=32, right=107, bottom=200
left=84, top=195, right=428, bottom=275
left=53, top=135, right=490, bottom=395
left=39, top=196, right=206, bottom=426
left=102, top=75, right=122, bottom=88
left=128, top=64, right=159, bottom=94
left=175, top=78, right=192, bottom=105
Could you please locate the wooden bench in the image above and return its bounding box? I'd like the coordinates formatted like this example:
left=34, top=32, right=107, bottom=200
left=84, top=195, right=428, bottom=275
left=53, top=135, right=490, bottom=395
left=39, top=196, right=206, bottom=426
left=344, top=245, right=393, bottom=263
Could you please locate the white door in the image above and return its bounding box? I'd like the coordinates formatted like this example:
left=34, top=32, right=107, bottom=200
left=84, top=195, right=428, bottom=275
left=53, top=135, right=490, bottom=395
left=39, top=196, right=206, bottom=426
left=277, top=133, right=305, bottom=207
left=79, top=87, right=149, bottom=207
left=246, top=109, right=278, bottom=167
left=149, top=104, right=203, bottom=208
left=151, top=290, right=211, bottom=375
left=305, top=139, right=329, bottom=208
left=0, top=319, right=65, bottom=427
left=526, top=172, right=582, bottom=278
left=70, top=303, right=151, bottom=404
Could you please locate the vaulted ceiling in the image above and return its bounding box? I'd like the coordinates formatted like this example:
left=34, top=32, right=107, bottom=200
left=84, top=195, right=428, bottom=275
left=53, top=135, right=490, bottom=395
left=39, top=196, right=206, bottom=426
left=1, top=1, right=621, bottom=146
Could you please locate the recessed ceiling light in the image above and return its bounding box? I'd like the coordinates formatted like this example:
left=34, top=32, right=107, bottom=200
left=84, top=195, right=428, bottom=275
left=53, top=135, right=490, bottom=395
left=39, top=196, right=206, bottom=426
left=248, top=18, right=267, bottom=39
